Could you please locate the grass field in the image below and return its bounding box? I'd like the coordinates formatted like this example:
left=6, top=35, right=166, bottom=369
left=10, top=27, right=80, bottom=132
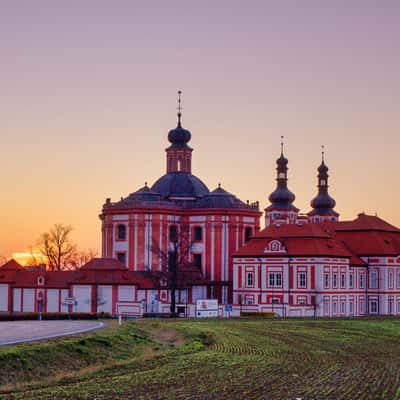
left=0, top=317, right=399, bottom=399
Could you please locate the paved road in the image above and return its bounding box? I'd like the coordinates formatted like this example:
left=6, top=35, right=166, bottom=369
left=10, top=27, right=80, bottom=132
left=0, top=320, right=104, bottom=345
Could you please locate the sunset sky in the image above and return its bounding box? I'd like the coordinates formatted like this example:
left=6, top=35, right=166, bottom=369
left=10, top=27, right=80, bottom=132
left=1, top=1, right=399, bottom=260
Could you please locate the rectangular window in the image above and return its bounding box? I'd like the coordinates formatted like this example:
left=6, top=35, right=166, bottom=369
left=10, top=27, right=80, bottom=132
left=245, top=227, right=252, bottom=242
left=246, top=272, right=254, bottom=287
left=324, top=274, right=330, bottom=288
left=397, top=272, right=400, bottom=288
left=299, top=272, right=306, bottom=288
left=397, top=302, right=400, bottom=314
left=389, top=271, right=394, bottom=289
left=359, top=274, right=365, bottom=289
left=349, top=302, right=353, bottom=314
left=117, top=224, right=127, bottom=241
left=333, top=302, right=337, bottom=314
left=194, top=226, right=203, bottom=242
left=245, top=295, right=254, bottom=305
left=360, top=301, right=365, bottom=314
left=169, top=225, right=178, bottom=242
left=323, top=301, right=329, bottom=315
left=370, top=301, right=378, bottom=313
left=370, top=272, right=378, bottom=289
left=340, top=302, right=345, bottom=314
left=193, top=254, right=202, bottom=268
left=349, top=274, right=354, bottom=288
left=116, top=252, right=126, bottom=266
left=269, top=273, right=282, bottom=287
left=340, top=274, right=346, bottom=288
left=333, top=274, right=338, bottom=288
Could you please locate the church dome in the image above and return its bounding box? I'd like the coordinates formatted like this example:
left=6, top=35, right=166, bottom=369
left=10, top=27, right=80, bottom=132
left=276, top=153, right=288, bottom=166
left=268, top=187, right=296, bottom=209
left=151, top=172, right=209, bottom=198
left=318, top=161, right=329, bottom=173
left=168, top=124, right=191, bottom=147
left=310, top=192, right=336, bottom=213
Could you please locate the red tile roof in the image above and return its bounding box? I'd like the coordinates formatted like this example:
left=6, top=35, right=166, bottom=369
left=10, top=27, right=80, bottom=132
left=325, top=214, right=400, bottom=233
left=0, top=259, right=25, bottom=271
left=234, top=222, right=365, bottom=265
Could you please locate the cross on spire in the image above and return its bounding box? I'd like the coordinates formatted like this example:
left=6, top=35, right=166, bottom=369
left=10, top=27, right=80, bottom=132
left=177, top=90, right=182, bottom=127
left=280, top=136, right=284, bottom=155
left=321, top=145, right=325, bottom=162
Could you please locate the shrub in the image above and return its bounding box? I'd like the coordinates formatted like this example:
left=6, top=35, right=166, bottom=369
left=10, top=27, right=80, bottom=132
left=240, top=312, right=275, bottom=318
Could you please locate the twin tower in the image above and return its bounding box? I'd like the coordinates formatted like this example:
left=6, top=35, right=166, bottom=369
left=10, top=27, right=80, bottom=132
left=265, top=140, right=338, bottom=227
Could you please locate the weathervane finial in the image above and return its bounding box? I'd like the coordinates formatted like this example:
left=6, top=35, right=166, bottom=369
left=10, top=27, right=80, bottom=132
left=280, top=136, right=284, bottom=155
left=321, top=145, right=325, bottom=163
left=177, top=90, right=182, bottom=127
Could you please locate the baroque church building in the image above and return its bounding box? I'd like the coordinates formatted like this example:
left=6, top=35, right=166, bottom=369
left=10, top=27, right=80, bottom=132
left=0, top=94, right=399, bottom=317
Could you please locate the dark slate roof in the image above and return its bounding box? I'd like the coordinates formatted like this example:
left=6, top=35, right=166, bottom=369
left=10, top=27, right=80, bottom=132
left=80, top=258, right=127, bottom=271
left=124, top=185, right=163, bottom=203
left=151, top=172, right=209, bottom=198
left=197, top=186, right=255, bottom=209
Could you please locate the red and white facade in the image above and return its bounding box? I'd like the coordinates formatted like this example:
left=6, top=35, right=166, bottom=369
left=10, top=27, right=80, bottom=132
left=1, top=111, right=400, bottom=317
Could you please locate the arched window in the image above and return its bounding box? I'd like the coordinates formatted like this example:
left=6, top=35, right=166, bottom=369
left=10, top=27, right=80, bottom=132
left=117, top=224, right=126, bottom=241
left=177, top=159, right=182, bottom=172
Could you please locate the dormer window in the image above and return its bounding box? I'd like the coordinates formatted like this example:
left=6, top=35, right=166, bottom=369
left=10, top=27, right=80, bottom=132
left=264, top=240, right=286, bottom=254
left=37, top=276, right=45, bottom=286
left=117, top=224, right=127, bottom=241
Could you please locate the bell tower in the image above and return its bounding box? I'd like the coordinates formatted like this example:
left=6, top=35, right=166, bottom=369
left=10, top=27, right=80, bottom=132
left=166, top=91, right=193, bottom=174
left=308, top=146, right=339, bottom=222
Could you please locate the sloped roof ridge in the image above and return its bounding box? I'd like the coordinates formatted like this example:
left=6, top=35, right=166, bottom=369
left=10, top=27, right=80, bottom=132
left=0, top=259, right=25, bottom=271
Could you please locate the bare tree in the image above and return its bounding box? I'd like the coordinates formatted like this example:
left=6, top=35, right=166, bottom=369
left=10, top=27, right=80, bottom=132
left=26, top=246, right=46, bottom=267
left=37, top=224, right=77, bottom=271
left=151, top=223, right=194, bottom=314
left=65, top=249, right=98, bottom=270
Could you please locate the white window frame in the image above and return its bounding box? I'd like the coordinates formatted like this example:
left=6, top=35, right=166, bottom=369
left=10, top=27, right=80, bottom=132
left=324, top=274, right=329, bottom=288
left=360, top=274, right=365, bottom=289
left=246, top=272, right=254, bottom=287
left=298, top=272, right=307, bottom=288
left=370, top=272, right=378, bottom=289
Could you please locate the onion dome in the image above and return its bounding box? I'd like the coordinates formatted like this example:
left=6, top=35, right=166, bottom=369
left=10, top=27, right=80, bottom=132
left=276, top=153, right=288, bottom=167
left=309, top=147, right=338, bottom=216
left=310, top=192, right=336, bottom=211
left=151, top=172, right=209, bottom=198
left=268, top=187, right=296, bottom=209
left=167, top=123, right=191, bottom=147
left=266, top=139, right=298, bottom=211
left=197, top=185, right=254, bottom=209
